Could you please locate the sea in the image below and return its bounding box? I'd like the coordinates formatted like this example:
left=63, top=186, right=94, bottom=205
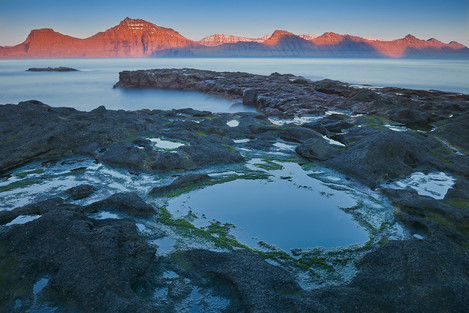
left=1, top=57, right=468, bottom=112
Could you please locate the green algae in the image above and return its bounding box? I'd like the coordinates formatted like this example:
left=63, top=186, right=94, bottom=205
left=0, top=179, right=43, bottom=193
left=157, top=207, right=248, bottom=250
left=152, top=171, right=270, bottom=198
left=222, top=144, right=236, bottom=153
left=125, top=130, right=138, bottom=142
left=16, top=169, right=45, bottom=178
left=445, top=199, right=469, bottom=209
left=157, top=205, right=339, bottom=273
left=254, top=159, right=283, bottom=171
left=430, top=144, right=453, bottom=164
left=6, top=131, right=21, bottom=143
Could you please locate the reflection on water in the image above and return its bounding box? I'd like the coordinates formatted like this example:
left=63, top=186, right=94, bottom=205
left=1, top=58, right=468, bottom=112
left=0, top=156, right=403, bottom=252
left=166, top=161, right=369, bottom=250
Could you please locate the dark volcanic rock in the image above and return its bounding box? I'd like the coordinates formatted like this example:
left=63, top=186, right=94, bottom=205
left=296, top=138, right=339, bottom=161
left=0, top=100, right=128, bottom=171
left=308, top=237, right=469, bottom=313
left=243, top=88, right=258, bottom=106
left=115, top=69, right=469, bottom=125
left=27, top=67, right=78, bottom=72
left=182, top=249, right=305, bottom=313
left=384, top=188, right=469, bottom=223
left=86, top=192, right=156, bottom=216
left=149, top=173, right=210, bottom=194
left=326, top=127, right=446, bottom=187
left=0, top=100, right=253, bottom=173
left=65, top=184, right=97, bottom=200
left=323, top=121, right=354, bottom=133
left=279, top=125, right=323, bottom=142
left=437, top=111, right=469, bottom=153
left=389, top=108, right=432, bottom=128
left=0, top=200, right=157, bottom=313
left=179, top=144, right=245, bottom=168
left=0, top=198, right=69, bottom=226
left=445, top=178, right=469, bottom=208
left=99, top=142, right=145, bottom=169
left=1, top=69, right=469, bottom=313
left=151, top=151, right=193, bottom=171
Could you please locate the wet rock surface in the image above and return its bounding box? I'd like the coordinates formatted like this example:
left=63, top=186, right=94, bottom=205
left=115, top=69, right=469, bottom=122
left=296, top=137, right=339, bottom=161
left=65, top=184, right=97, bottom=200
left=181, top=249, right=304, bottom=313
left=150, top=173, right=210, bottom=194
left=307, top=236, right=469, bottom=313
left=1, top=68, right=469, bottom=312
left=86, top=192, right=157, bottom=217
left=0, top=198, right=157, bottom=313
left=325, top=127, right=449, bottom=187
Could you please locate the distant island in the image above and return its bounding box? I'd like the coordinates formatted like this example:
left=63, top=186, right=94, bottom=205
left=26, top=67, right=78, bottom=72
left=1, top=17, right=468, bottom=59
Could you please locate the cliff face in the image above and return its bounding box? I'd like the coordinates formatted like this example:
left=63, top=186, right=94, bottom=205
left=197, top=34, right=269, bottom=46
left=0, top=18, right=195, bottom=58
left=1, top=18, right=468, bottom=58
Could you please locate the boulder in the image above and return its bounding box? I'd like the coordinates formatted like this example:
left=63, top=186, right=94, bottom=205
left=86, top=192, right=156, bottom=216
left=296, top=138, right=339, bottom=161
left=242, top=88, right=258, bottom=106
left=99, top=142, right=145, bottom=170
left=326, top=127, right=444, bottom=187
left=65, top=184, right=97, bottom=200
left=150, top=173, right=210, bottom=194
left=181, top=249, right=305, bottom=313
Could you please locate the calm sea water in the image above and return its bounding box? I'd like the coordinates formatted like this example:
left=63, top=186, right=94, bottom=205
left=1, top=58, right=468, bottom=112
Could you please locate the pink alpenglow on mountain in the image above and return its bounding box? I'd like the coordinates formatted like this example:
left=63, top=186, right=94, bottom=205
left=0, top=18, right=195, bottom=58
left=0, top=18, right=467, bottom=58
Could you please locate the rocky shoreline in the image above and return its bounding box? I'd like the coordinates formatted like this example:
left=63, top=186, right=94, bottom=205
left=1, top=69, right=469, bottom=312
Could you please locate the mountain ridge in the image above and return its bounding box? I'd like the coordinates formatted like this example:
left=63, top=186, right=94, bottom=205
left=1, top=17, right=467, bottom=58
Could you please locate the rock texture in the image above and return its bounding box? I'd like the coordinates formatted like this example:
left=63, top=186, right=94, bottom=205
left=115, top=68, right=469, bottom=121
left=1, top=69, right=469, bottom=312
left=0, top=198, right=157, bottom=313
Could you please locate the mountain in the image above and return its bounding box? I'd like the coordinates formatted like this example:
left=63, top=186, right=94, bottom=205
left=299, top=34, right=318, bottom=41
left=197, top=34, right=270, bottom=46
left=155, top=31, right=385, bottom=58
left=197, top=33, right=317, bottom=46
left=1, top=18, right=468, bottom=58
left=158, top=31, right=467, bottom=58
left=0, top=18, right=195, bottom=58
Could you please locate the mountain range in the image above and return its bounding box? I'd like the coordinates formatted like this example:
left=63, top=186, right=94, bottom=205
left=1, top=17, right=468, bottom=58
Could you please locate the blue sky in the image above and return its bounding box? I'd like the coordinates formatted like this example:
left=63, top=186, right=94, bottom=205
left=0, top=0, right=468, bottom=46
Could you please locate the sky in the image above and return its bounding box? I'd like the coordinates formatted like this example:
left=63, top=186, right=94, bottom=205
left=0, top=0, right=468, bottom=46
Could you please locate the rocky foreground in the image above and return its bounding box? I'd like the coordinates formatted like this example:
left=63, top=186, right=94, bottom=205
left=1, top=69, right=469, bottom=312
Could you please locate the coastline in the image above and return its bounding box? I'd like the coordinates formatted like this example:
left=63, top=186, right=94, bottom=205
left=1, top=69, right=468, bottom=312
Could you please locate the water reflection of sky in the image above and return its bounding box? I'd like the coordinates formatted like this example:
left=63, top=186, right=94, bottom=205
left=166, top=161, right=369, bottom=250
left=0, top=156, right=402, bottom=252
